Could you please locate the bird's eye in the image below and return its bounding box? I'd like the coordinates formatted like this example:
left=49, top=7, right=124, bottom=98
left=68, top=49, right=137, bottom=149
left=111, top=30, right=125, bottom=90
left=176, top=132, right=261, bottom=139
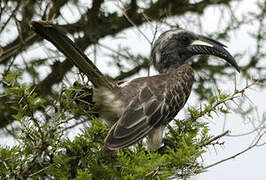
left=180, top=36, right=190, bottom=45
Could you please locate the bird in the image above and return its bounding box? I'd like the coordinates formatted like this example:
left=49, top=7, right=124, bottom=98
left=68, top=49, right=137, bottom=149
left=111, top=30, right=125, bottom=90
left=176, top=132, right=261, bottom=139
left=30, top=22, right=240, bottom=157
left=96, top=29, right=240, bottom=156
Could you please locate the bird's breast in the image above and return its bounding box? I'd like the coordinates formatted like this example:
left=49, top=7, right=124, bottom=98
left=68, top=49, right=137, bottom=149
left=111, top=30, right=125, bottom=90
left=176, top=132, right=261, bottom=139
left=93, top=64, right=194, bottom=126
left=159, top=64, right=194, bottom=124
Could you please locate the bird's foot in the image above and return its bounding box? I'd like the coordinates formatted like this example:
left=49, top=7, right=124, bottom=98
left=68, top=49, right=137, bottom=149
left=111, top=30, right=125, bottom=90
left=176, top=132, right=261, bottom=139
left=157, top=138, right=176, bottom=155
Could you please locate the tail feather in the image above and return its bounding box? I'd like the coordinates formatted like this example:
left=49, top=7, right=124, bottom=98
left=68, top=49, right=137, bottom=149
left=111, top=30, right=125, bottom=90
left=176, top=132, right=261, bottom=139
left=99, top=145, right=116, bottom=157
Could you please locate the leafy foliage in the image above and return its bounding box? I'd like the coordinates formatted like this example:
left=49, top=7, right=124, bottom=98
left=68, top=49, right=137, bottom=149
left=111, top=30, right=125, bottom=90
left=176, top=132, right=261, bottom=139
left=0, top=70, right=247, bottom=179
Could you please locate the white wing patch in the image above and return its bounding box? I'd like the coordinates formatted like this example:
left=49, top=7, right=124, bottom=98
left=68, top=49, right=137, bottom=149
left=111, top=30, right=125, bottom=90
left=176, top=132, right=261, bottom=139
left=93, top=88, right=124, bottom=125
left=95, top=88, right=123, bottom=114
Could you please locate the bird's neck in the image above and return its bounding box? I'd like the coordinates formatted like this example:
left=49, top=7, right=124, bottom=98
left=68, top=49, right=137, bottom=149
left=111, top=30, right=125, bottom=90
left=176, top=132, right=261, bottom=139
left=162, top=63, right=192, bottom=74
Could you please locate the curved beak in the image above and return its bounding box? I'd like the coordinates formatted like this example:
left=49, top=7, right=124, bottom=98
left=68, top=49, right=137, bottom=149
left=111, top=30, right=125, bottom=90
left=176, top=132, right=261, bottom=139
left=188, top=35, right=240, bottom=72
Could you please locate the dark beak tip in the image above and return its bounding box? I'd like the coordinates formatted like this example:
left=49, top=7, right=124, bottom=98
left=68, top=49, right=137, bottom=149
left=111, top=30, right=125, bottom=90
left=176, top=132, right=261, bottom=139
left=228, top=57, right=240, bottom=73
left=236, top=67, right=241, bottom=73
left=228, top=59, right=240, bottom=73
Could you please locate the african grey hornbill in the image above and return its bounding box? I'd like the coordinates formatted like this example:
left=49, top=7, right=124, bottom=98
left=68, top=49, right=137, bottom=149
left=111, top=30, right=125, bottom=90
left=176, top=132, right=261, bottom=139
left=31, top=21, right=240, bottom=157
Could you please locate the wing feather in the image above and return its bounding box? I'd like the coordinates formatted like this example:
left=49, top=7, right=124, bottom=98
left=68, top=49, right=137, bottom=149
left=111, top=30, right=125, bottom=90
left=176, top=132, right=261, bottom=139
left=103, top=67, right=194, bottom=150
left=104, top=91, right=167, bottom=149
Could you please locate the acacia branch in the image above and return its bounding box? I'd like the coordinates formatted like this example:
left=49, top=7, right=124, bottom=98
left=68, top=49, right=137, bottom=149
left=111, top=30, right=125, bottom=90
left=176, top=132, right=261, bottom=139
left=199, top=130, right=230, bottom=148
left=204, top=134, right=263, bottom=169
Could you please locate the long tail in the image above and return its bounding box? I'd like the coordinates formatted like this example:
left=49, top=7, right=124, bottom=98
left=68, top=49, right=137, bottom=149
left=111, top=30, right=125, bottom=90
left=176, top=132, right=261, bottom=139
left=30, top=21, right=116, bottom=90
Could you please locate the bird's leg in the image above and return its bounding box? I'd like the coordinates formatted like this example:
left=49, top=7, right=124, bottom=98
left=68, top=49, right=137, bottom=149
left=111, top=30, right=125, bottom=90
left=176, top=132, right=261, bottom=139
left=147, top=125, right=177, bottom=155
left=147, top=125, right=165, bottom=151
left=163, top=138, right=176, bottom=148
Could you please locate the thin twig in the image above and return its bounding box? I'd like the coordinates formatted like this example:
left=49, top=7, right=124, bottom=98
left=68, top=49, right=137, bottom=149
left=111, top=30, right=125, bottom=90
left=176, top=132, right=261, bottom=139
left=29, top=163, right=55, bottom=177
left=204, top=134, right=263, bottom=169
left=199, top=130, right=230, bottom=148
left=115, top=0, right=151, bottom=44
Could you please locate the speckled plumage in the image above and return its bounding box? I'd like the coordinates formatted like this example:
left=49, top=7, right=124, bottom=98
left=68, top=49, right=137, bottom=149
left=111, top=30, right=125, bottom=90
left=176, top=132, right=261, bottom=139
left=96, top=64, right=194, bottom=153
left=95, top=29, right=240, bottom=157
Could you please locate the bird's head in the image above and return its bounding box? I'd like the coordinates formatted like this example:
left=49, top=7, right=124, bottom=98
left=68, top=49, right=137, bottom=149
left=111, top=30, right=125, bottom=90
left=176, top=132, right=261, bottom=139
left=151, top=29, right=240, bottom=73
